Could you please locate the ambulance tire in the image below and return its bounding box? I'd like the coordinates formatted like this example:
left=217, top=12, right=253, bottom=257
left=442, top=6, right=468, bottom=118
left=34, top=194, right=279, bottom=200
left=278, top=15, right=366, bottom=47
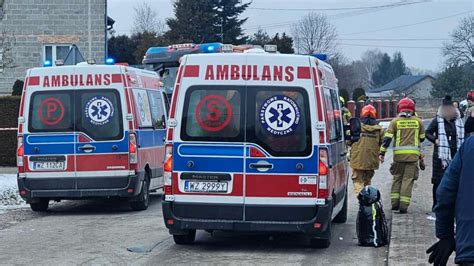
left=130, top=176, right=150, bottom=211
left=173, top=230, right=196, bottom=245
left=30, top=198, right=49, bottom=212
left=333, top=188, right=348, bottom=223
left=309, top=222, right=331, bottom=249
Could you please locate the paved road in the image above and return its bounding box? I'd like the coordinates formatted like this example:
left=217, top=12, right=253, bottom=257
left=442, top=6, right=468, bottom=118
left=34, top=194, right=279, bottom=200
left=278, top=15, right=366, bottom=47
left=0, top=153, right=394, bottom=265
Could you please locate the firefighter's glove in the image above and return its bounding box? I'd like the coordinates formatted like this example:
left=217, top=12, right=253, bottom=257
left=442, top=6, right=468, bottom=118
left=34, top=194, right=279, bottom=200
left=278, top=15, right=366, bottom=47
left=426, top=237, right=455, bottom=265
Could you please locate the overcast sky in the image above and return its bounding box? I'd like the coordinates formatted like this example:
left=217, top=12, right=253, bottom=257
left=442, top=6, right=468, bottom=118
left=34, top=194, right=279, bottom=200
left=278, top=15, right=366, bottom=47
left=108, top=0, right=473, bottom=71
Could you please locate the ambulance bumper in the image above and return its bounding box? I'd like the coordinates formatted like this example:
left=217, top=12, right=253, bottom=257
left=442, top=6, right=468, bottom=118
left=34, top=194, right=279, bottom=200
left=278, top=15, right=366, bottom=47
left=17, top=173, right=144, bottom=201
left=162, top=199, right=333, bottom=235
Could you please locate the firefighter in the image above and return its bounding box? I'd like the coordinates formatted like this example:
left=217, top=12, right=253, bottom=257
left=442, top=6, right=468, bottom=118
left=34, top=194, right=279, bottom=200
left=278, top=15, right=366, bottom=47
left=349, top=105, right=383, bottom=196
left=340, top=96, right=352, bottom=126
left=379, top=98, right=426, bottom=213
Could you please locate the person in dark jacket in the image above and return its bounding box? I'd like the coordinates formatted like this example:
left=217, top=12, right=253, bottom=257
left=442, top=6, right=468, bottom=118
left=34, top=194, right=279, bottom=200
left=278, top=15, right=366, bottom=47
left=425, top=95, right=465, bottom=211
left=466, top=116, right=474, bottom=136
left=426, top=136, right=474, bottom=265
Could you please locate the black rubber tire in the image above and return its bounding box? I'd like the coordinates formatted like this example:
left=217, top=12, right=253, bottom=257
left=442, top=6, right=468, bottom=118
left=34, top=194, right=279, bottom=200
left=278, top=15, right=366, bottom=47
left=30, top=199, right=49, bottom=212
left=130, top=177, right=150, bottom=211
left=173, top=230, right=196, bottom=245
left=310, top=222, right=332, bottom=249
left=333, top=188, right=348, bottom=223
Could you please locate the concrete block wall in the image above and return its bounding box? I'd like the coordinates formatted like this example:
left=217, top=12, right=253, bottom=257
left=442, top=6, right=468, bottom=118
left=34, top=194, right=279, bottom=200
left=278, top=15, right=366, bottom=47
left=0, top=0, right=107, bottom=94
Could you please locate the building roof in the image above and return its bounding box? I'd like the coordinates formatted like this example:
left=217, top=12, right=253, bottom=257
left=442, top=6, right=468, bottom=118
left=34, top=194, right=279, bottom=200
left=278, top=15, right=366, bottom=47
left=370, top=75, right=434, bottom=93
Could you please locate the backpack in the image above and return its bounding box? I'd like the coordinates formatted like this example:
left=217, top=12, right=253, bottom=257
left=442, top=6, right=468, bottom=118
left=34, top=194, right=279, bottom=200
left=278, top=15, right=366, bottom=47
left=356, top=186, right=389, bottom=247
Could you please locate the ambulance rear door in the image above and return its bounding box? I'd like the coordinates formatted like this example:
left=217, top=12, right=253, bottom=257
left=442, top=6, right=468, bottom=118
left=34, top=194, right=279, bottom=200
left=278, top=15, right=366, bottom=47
left=243, top=55, right=320, bottom=222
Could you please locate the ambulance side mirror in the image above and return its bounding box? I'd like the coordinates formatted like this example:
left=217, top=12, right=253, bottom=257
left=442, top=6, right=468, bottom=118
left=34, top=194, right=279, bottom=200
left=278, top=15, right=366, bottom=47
left=348, top=118, right=361, bottom=142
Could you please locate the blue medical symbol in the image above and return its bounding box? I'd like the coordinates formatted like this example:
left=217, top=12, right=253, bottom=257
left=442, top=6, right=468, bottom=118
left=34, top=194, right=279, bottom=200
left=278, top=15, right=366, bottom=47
left=91, top=102, right=109, bottom=120
left=268, top=103, right=292, bottom=127
left=260, top=95, right=301, bottom=136
left=84, top=96, right=114, bottom=126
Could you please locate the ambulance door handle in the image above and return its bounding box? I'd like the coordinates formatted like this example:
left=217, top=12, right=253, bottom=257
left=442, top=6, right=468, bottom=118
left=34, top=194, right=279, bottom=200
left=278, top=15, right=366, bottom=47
left=78, top=144, right=96, bottom=153
left=249, top=163, right=273, bottom=169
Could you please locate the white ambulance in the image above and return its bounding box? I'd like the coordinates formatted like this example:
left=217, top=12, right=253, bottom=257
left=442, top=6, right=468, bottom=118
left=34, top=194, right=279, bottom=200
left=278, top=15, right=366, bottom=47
left=17, top=63, right=169, bottom=211
left=162, top=51, right=349, bottom=248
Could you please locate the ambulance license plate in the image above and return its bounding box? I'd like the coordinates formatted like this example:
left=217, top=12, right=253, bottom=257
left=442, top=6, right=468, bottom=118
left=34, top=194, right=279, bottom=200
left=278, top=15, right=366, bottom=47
left=32, top=161, right=65, bottom=170
left=184, top=181, right=228, bottom=193
left=30, top=156, right=66, bottom=171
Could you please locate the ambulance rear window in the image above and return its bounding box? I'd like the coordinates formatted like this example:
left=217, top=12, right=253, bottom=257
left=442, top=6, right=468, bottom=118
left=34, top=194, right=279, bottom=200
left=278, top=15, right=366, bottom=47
left=77, top=90, right=123, bottom=141
left=248, top=87, right=312, bottom=157
left=181, top=86, right=243, bottom=142
left=28, top=89, right=123, bottom=141
left=29, top=91, right=74, bottom=132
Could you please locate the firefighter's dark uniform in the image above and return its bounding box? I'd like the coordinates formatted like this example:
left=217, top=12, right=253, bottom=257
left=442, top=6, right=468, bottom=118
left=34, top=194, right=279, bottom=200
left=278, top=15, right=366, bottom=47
left=380, top=113, right=425, bottom=212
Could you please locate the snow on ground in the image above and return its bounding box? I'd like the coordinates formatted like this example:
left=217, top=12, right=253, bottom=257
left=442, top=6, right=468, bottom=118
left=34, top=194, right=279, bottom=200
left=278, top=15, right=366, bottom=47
left=0, top=174, right=25, bottom=212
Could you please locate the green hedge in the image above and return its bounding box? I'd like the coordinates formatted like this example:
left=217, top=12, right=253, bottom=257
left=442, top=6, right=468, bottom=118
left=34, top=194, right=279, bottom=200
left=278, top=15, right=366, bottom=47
left=0, top=96, right=20, bottom=166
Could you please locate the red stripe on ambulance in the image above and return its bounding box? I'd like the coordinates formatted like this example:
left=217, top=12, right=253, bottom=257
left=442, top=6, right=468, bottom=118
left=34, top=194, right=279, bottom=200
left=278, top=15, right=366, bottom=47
left=297, top=66, right=311, bottom=79
left=28, top=76, right=40, bottom=86
left=183, top=65, right=200, bottom=77
left=246, top=174, right=317, bottom=197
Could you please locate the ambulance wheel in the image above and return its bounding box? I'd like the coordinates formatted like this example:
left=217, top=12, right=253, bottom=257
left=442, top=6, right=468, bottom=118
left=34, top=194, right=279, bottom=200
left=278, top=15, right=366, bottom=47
left=130, top=177, right=150, bottom=211
left=30, top=199, right=49, bottom=212
left=310, top=223, right=331, bottom=248
left=333, top=188, right=348, bottom=223
left=173, top=230, right=196, bottom=245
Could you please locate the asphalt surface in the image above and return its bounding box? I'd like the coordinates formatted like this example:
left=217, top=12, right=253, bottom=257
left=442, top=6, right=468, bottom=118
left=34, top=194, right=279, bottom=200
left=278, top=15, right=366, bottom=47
left=0, top=153, right=394, bottom=265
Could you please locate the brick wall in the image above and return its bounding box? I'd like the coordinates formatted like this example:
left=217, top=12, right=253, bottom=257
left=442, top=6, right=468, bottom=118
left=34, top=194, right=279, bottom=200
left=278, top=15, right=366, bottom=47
left=0, top=96, right=20, bottom=166
left=0, top=0, right=107, bottom=95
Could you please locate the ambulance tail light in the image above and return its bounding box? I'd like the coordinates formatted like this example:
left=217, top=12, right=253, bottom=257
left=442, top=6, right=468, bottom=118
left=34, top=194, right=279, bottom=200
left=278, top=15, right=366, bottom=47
left=17, top=136, right=24, bottom=172
left=164, top=144, right=173, bottom=195
left=128, top=133, right=138, bottom=170
left=318, top=148, right=329, bottom=199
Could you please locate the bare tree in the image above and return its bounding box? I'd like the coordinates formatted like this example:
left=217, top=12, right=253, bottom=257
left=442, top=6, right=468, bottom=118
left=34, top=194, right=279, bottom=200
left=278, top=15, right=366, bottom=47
left=132, top=2, right=164, bottom=35
left=0, top=30, right=15, bottom=73
left=360, top=49, right=383, bottom=87
left=291, top=13, right=338, bottom=55
left=443, top=15, right=473, bottom=66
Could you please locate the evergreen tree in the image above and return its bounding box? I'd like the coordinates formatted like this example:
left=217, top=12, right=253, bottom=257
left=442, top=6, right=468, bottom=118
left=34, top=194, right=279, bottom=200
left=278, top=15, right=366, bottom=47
left=249, top=29, right=271, bottom=46
left=390, top=51, right=410, bottom=78
left=271, top=33, right=294, bottom=54
left=214, top=0, right=250, bottom=44
left=431, top=64, right=474, bottom=99
left=108, top=35, right=137, bottom=64
left=371, top=53, right=392, bottom=87
left=164, top=0, right=216, bottom=43
left=132, top=32, right=169, bottom=64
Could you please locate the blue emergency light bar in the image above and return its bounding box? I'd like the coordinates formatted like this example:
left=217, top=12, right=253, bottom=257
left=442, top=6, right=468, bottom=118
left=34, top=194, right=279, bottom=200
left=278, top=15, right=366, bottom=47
left=43, top=60, right=52, bottom=67
left=105, top=58, right=115, bottom=65
left=312, top=54, right=328, bottom=61
left=144, top=42, right=223, bottom=62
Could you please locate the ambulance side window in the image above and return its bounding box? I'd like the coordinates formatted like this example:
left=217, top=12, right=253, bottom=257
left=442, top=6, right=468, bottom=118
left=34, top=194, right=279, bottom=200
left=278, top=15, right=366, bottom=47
left=330, top=90, right=343, bottom=141
left=323, top=88, right=343, bottom=142
left=147, top=90, right=166, bottom=129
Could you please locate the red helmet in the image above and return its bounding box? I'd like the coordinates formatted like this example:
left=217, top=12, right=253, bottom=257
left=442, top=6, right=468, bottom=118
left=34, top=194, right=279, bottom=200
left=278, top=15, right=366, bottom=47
left=397, top=98, right=415, bottom=113
left=361, top=104, right=377, bottom=119
left=467, top=90, right=474, bottom=101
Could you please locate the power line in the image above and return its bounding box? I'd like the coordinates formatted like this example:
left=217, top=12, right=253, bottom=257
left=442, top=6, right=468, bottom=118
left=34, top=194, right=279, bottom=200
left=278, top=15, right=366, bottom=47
left=248, top=0, right=430, bottom=12
left=342, top=10, right=473, bottom=36
left=338, top=43, right=442, bottom=49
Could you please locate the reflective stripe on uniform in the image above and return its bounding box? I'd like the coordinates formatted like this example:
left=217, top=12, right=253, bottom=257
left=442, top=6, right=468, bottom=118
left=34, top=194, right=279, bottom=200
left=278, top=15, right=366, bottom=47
left=400, top=196, right=411, bottom=204
left=393, top=149, right=421, bottom=155
left=384, top=132, right=394, bottom=138
left=380, top=146, right=387, bottom=152
left=391, top=193, right=400, bottom=199
left=420, top=133, right=426, bottom=139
